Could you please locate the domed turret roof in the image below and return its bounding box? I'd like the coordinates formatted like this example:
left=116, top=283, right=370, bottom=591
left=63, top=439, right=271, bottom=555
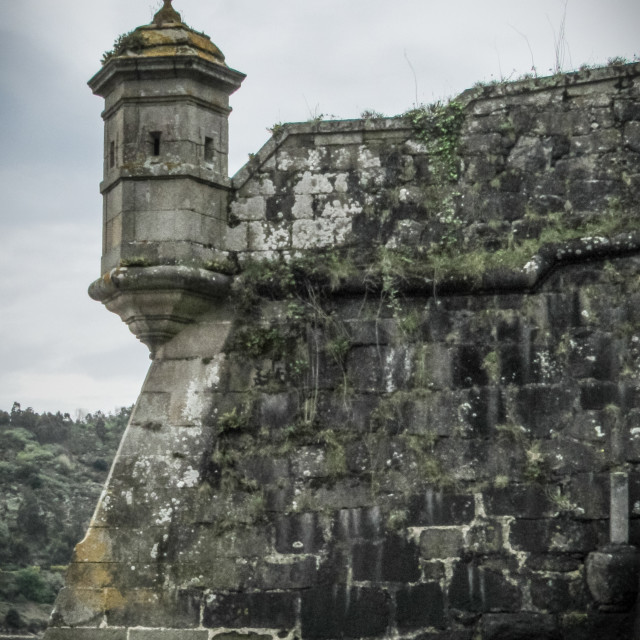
left=103, top=0, right=227, bottom=66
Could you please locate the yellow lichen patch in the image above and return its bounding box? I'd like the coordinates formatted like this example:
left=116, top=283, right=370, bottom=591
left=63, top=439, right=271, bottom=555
left=73, top=527, right=112, bottom=563
left=66, top=562, right=114, bottom=589
left=131, top=26, right=226, bottom=65
left=103, top=588, right=127, bottom=612
left=103, top=588, right=158, bottom=617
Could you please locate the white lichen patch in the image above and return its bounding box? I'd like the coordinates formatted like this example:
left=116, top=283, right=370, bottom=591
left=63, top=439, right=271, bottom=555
left=276, top=151, right=294, bottom=172
left=248, top=221, right=291, bottom=251
left=177, top=466, right=200, bottom=489
left=328, top=197, right=362, bottom=218
left=205, top=355, right=224, bottom=389
left=291, top=195, right=313, bottom=219
left=155, top=506, right=173, bottom=526
left=293, top=171, right=334, bottom=195
left=230, top=196, right=266, bottom=222
left=292, top=217, right=352, bottom=249
left=334, top=173, right=349, bottom=193
left=307, top=149, right=324, bottom=171
left=357, top=146, right=382, bottom=169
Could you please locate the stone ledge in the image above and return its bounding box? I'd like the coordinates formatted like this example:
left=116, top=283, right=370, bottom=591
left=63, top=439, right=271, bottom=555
left=88, top=266, right=231, bottom=353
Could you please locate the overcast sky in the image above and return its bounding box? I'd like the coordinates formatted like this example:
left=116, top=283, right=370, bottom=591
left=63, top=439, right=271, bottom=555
left=0, top=0, right=638, bottom=415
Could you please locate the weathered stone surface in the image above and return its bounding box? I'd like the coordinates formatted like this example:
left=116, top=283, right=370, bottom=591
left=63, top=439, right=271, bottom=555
left=203, top=591, right=297, bottom=628
left=586, top=544, right=640, bottom=609
left=396, top=582, right=446, bottom=630
left=352, top=534, right=421, bottom=582
left=480, top=613, right=561, bottom=640
left=301, top=585, right=391, bottom=638
left=52, top=27, right=640, bottom=640
left=449, top=561, right=522, bottom=612
left=407, top=490, right=475, bottom=526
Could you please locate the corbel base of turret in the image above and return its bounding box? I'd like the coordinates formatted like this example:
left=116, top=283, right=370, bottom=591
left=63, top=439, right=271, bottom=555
left=88, top=265, right=231, bottom=355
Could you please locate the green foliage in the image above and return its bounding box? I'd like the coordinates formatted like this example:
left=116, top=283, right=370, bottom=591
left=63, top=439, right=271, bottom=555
left=5, top=607, right=22, bottom=628
left=360, top=110, right=386, bottom=120
left=217, top=407, right=249, bottom=435
left=0, top=403, right=130, bottom=614
left=15, top=567, right=53, bottom=604
left=404, top=100, right=465, bottom=182
left=102, top=29, right=145, bottom=65
left=269, top=122, right=286, bottom=137
left=232, top=325, right=287, bottom=359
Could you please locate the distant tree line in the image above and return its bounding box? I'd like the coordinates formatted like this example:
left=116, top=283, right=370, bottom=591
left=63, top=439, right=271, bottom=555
left=0, top=403, right=130, bottom=632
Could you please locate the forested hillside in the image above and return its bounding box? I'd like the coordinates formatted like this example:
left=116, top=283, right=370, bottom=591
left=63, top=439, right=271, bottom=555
left=0, top=404, right=130, bottom=634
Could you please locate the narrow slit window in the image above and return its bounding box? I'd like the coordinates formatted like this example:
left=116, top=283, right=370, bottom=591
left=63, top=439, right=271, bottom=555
left=150, top=131, right=161, bottom=156
left=204, top=136, right=214, bottom=162
left=109, top=141, right=115, bottom=169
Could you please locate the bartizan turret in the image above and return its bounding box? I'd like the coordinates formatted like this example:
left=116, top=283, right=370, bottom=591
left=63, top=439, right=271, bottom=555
left=87, top=1, right=244, bottom=353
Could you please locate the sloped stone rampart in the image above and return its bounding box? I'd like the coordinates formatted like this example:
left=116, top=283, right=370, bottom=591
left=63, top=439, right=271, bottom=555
left=48, top=62, right=640, bottom=639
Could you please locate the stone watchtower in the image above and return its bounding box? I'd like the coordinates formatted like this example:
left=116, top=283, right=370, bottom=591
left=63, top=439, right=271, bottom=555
left=87, top=1, right=244, bottom=352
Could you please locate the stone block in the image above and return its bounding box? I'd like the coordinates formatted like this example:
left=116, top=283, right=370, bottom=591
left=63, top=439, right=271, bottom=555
left=614, top=99, right=640, bottom=122
left=570, top=129, right=622, bottom=155
left=481, top=613, right=560, bottom=640
left=412, top=342, right=453, bottom=389
left=346, top=345, right=413, bottom=393
left=498, top=342, right=529, bottom=385
left=129, top=631, right=209, bottom=640
left=507, top=136, right=552, bottom=172
left=72, top=526, right=139, bottom=564
left=419, top=527, right=464, bottom=559
left=525, top=554, right=582, bottom=572
left=465, top=521, right=504, bottom=555
left=579, top=381, right=619, bottom=410
left=565, top=472, right=609, bottom=519
left=230, top=196, right=266, bottom=221
left=586, top=545, right=640, bottom=609
left=352, top=534, right=420, bottom=582
left=223, top=222, right=249, bottom=252
left=300, top=584, right=390, bottom=639
left=170, top=559, right=255, bottom=592
left=407, top=489, right=475, bottom=526
left=50, top=588, right=105, bottom=628
left=45, top=630, right=126, bottom=640
left=169, top=526, right=271, bottom=563
left=131, top=391, right=171, bottom=425
left=256, top=391, right=299, bottom=431
left=562, top=611, right=636, bottom=640
left=302, top=478, right=373, bottom=511
left=448, top=561, right=522, bottom=612
left=452, top=345, right=489, bottom=388
left=254, top=556, right=317, bottom=590
left=203, top=590, right=297, bottom=629
left=290, top=446, right=327, bottom=479
left=395, top=582, right=446, bottom=630
left=275, top=512, right=324, bottom=554
left=133, top=209, right=207, bottom=242
left=515, top=384, right=575, bottom=438
left=248, top=220, right=291, bottom=252
left=333, top=506, right=383, bottom=541
left=531, top=573, right=584, bottom=612
left=465, top=386, right=505, bottom=435
left=484, top=484, right=553, bottom=518
left=509, top=518, right=601, bottom=554
left=291, top=216, right=351, bottom=250
left=105, top=588, right=201, bottom=628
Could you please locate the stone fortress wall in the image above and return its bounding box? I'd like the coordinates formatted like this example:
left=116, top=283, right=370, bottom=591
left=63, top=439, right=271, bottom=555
left=46, top=5, right=640, bottom=639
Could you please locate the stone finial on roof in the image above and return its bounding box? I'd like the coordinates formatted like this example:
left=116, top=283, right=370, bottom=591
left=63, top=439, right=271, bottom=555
left=153, top=0, right=182, bottom=26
